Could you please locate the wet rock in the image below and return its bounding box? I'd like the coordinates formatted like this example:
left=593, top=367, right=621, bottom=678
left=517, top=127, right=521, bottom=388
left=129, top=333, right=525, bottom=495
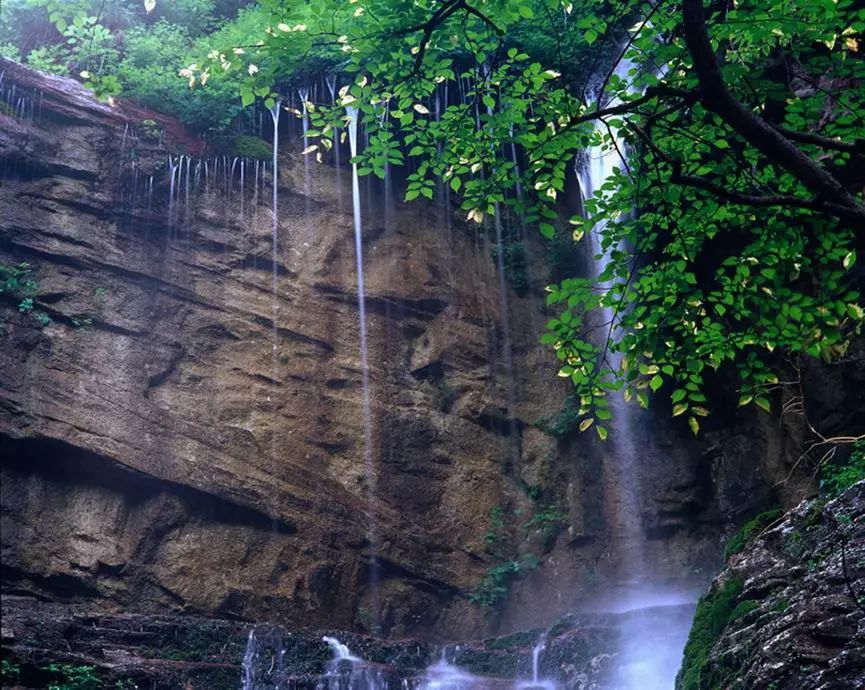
left=676, top=481, right=865, bottom=690
left=1, top=58, right=863, bottom=643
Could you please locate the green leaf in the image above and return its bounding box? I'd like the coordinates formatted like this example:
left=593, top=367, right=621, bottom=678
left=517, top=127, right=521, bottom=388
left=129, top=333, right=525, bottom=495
left=649, top=374, right=663, bottom=392
left=688, top=416, right=700, bottom=436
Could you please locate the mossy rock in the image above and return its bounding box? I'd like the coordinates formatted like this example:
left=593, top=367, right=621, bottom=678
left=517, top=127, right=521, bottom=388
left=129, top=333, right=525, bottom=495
left=676, top=576, right=744, bottom=690
left=723, top=508, right=783, bottom=560
left=227, top=134, right=272, bottom=159
left=483, top=629, right=542, bottom=650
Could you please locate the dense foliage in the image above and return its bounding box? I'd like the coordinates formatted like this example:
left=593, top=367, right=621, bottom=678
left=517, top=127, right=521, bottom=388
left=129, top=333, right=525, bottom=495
left=0, top=0, right=256, bottom=134
left=191, top=0, right=864, bottom=440
left=4, top=0, right=863, bottom=440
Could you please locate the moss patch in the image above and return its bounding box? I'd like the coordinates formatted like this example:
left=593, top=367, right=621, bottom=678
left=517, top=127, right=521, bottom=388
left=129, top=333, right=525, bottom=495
left=227, top=134, right=272, bottom=159
left=677, top=576, right=744, bottom=690
left=723, top=508, right=783, bottom=560
left=483, top=629, right=541, bottom=650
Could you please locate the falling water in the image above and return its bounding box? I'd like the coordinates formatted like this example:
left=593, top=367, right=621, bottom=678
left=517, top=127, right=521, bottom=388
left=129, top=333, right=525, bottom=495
left=323, top=636, right=360, bottom=663
left=419, top=658, right=481, bottom=690
left=269, top=100, right=283, bottom=404
left=346, top=105, right=378, bottom=627
left=513, top=636, right=555, bottom=690
left=241, top=629, right=256, bottom=690
left=299, top=87, right=313, bottom=219
left=167, top=155, right=179, bottom=232
left=576, top=57, right=692, bottom=690
left=325, top=75, right=344, bottom=212
left=485, top=93, right=520, bottom=461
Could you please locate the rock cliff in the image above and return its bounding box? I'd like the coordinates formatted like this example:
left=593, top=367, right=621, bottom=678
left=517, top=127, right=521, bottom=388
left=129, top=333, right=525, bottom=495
left=1, top=57, right=862, bottom=643
left=676, top=481, right=865, bottom=690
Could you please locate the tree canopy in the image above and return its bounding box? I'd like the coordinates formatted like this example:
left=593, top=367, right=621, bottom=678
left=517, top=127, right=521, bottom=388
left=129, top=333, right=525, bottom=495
left=6, top=0, right=863, bottom=439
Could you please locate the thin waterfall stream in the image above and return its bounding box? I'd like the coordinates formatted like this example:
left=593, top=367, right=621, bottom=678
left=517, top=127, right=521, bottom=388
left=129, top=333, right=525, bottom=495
left=269, top=99, right=283, bottom=406
left=346, top=105, right=379, bottom=628
left=575, top=58, right=693, bottom=690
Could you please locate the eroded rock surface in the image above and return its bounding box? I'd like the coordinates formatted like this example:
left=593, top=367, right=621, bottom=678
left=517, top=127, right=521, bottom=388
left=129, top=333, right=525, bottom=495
left=1, top=58, right=861, bottom=641
left=676, top=481, right=865, bottom=690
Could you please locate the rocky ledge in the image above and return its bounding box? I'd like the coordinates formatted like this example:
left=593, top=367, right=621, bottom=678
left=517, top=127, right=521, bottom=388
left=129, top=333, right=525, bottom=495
left=0, top=594, right=695, bottom=689
left=676, top=480, right=865, bottom=690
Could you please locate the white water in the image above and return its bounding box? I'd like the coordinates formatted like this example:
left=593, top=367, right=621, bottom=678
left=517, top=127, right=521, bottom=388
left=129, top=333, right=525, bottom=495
left=420, top=658, right=481, bottom=690
left=299, top=87, right=313, bottom=219
left=576, top=57, right=692, bottom=690
left=268, top=100, right=282, bottom=404
left=241, top=629, right=256, bottom=690
left=346, top=105, right=378, bottom=627
left=323, top=635, right=361, bottom=662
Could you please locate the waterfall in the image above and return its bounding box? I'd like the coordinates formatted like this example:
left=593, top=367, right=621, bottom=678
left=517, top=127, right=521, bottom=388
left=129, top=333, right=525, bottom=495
left=514, top=635, right=555, bottom=690
left=320, top=637, right=391, bottom=690
left=530, top=639, right=543, bottom=684
left=346, top=105, right=378, bottom=628
left=576, top=57, right=692, bottom=690
left=419, top=658, right=480, bottom=690
left=299, top=87, right=313, bottom=220
left=485, top=93, right=519, bottom=461
left=323, top=636, right=360, bottom=662
left=325, top=75, right=344, bottom=212
left=269, top=100, right=283, bottom=403
left=241, top=629, right=256, bottom=690
left=576, top=56, right=645, bottom=578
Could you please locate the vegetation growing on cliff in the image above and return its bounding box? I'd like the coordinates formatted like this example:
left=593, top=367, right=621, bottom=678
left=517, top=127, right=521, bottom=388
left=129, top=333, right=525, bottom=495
left=182, top=0, right=864, bottom=442
left=3, top=0, right=863, bottom=441
left=676, top=576, right=745, bottom=690
left=820, top=439, right=865, bottom=497
left=0, top=261, right=51, bottom=328
left=722, top=508, right=783, bottom=560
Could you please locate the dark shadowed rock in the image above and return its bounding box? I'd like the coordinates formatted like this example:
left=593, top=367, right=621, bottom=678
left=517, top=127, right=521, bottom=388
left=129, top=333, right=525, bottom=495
left=676, top=481, right=865, bottom=690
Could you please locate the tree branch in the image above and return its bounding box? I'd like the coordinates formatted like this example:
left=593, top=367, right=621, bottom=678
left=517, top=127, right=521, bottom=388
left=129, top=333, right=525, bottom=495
left=681, top=0, right=865, bottom=227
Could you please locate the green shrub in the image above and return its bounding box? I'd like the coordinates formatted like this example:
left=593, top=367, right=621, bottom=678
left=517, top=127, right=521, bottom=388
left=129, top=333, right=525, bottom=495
left=491, top=238, right=529, bottom=295
left=1, top=659, right=21, bottom=685
left=45, top=663, right=101, bottom=690
left=0, top=41, right=20, bottom=60
left=534, top=394, right=581, bottom=439
left=1, top=261, right=51, bottom=328
left=226, top=134, right=272, bottom=159
left=820, top=440, right=865, bottom=498
left=470, top=554, right=539, bottom=607
left=730, top=599, right=759, bottom=621
left=524, top=504, right=566, bottom=537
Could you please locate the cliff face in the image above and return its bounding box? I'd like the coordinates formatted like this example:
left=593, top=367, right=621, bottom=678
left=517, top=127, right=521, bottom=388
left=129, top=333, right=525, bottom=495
left=0, top=58, right=858, bottom=641
left=676, top=481, right=865, bottom=690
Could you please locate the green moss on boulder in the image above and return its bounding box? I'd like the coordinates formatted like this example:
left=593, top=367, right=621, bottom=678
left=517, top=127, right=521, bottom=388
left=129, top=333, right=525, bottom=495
left=227, top=134, right=272, bottom=159
left=722, top=508, right=783, bottom=560
left=676, top=576, right=744, bottom=690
